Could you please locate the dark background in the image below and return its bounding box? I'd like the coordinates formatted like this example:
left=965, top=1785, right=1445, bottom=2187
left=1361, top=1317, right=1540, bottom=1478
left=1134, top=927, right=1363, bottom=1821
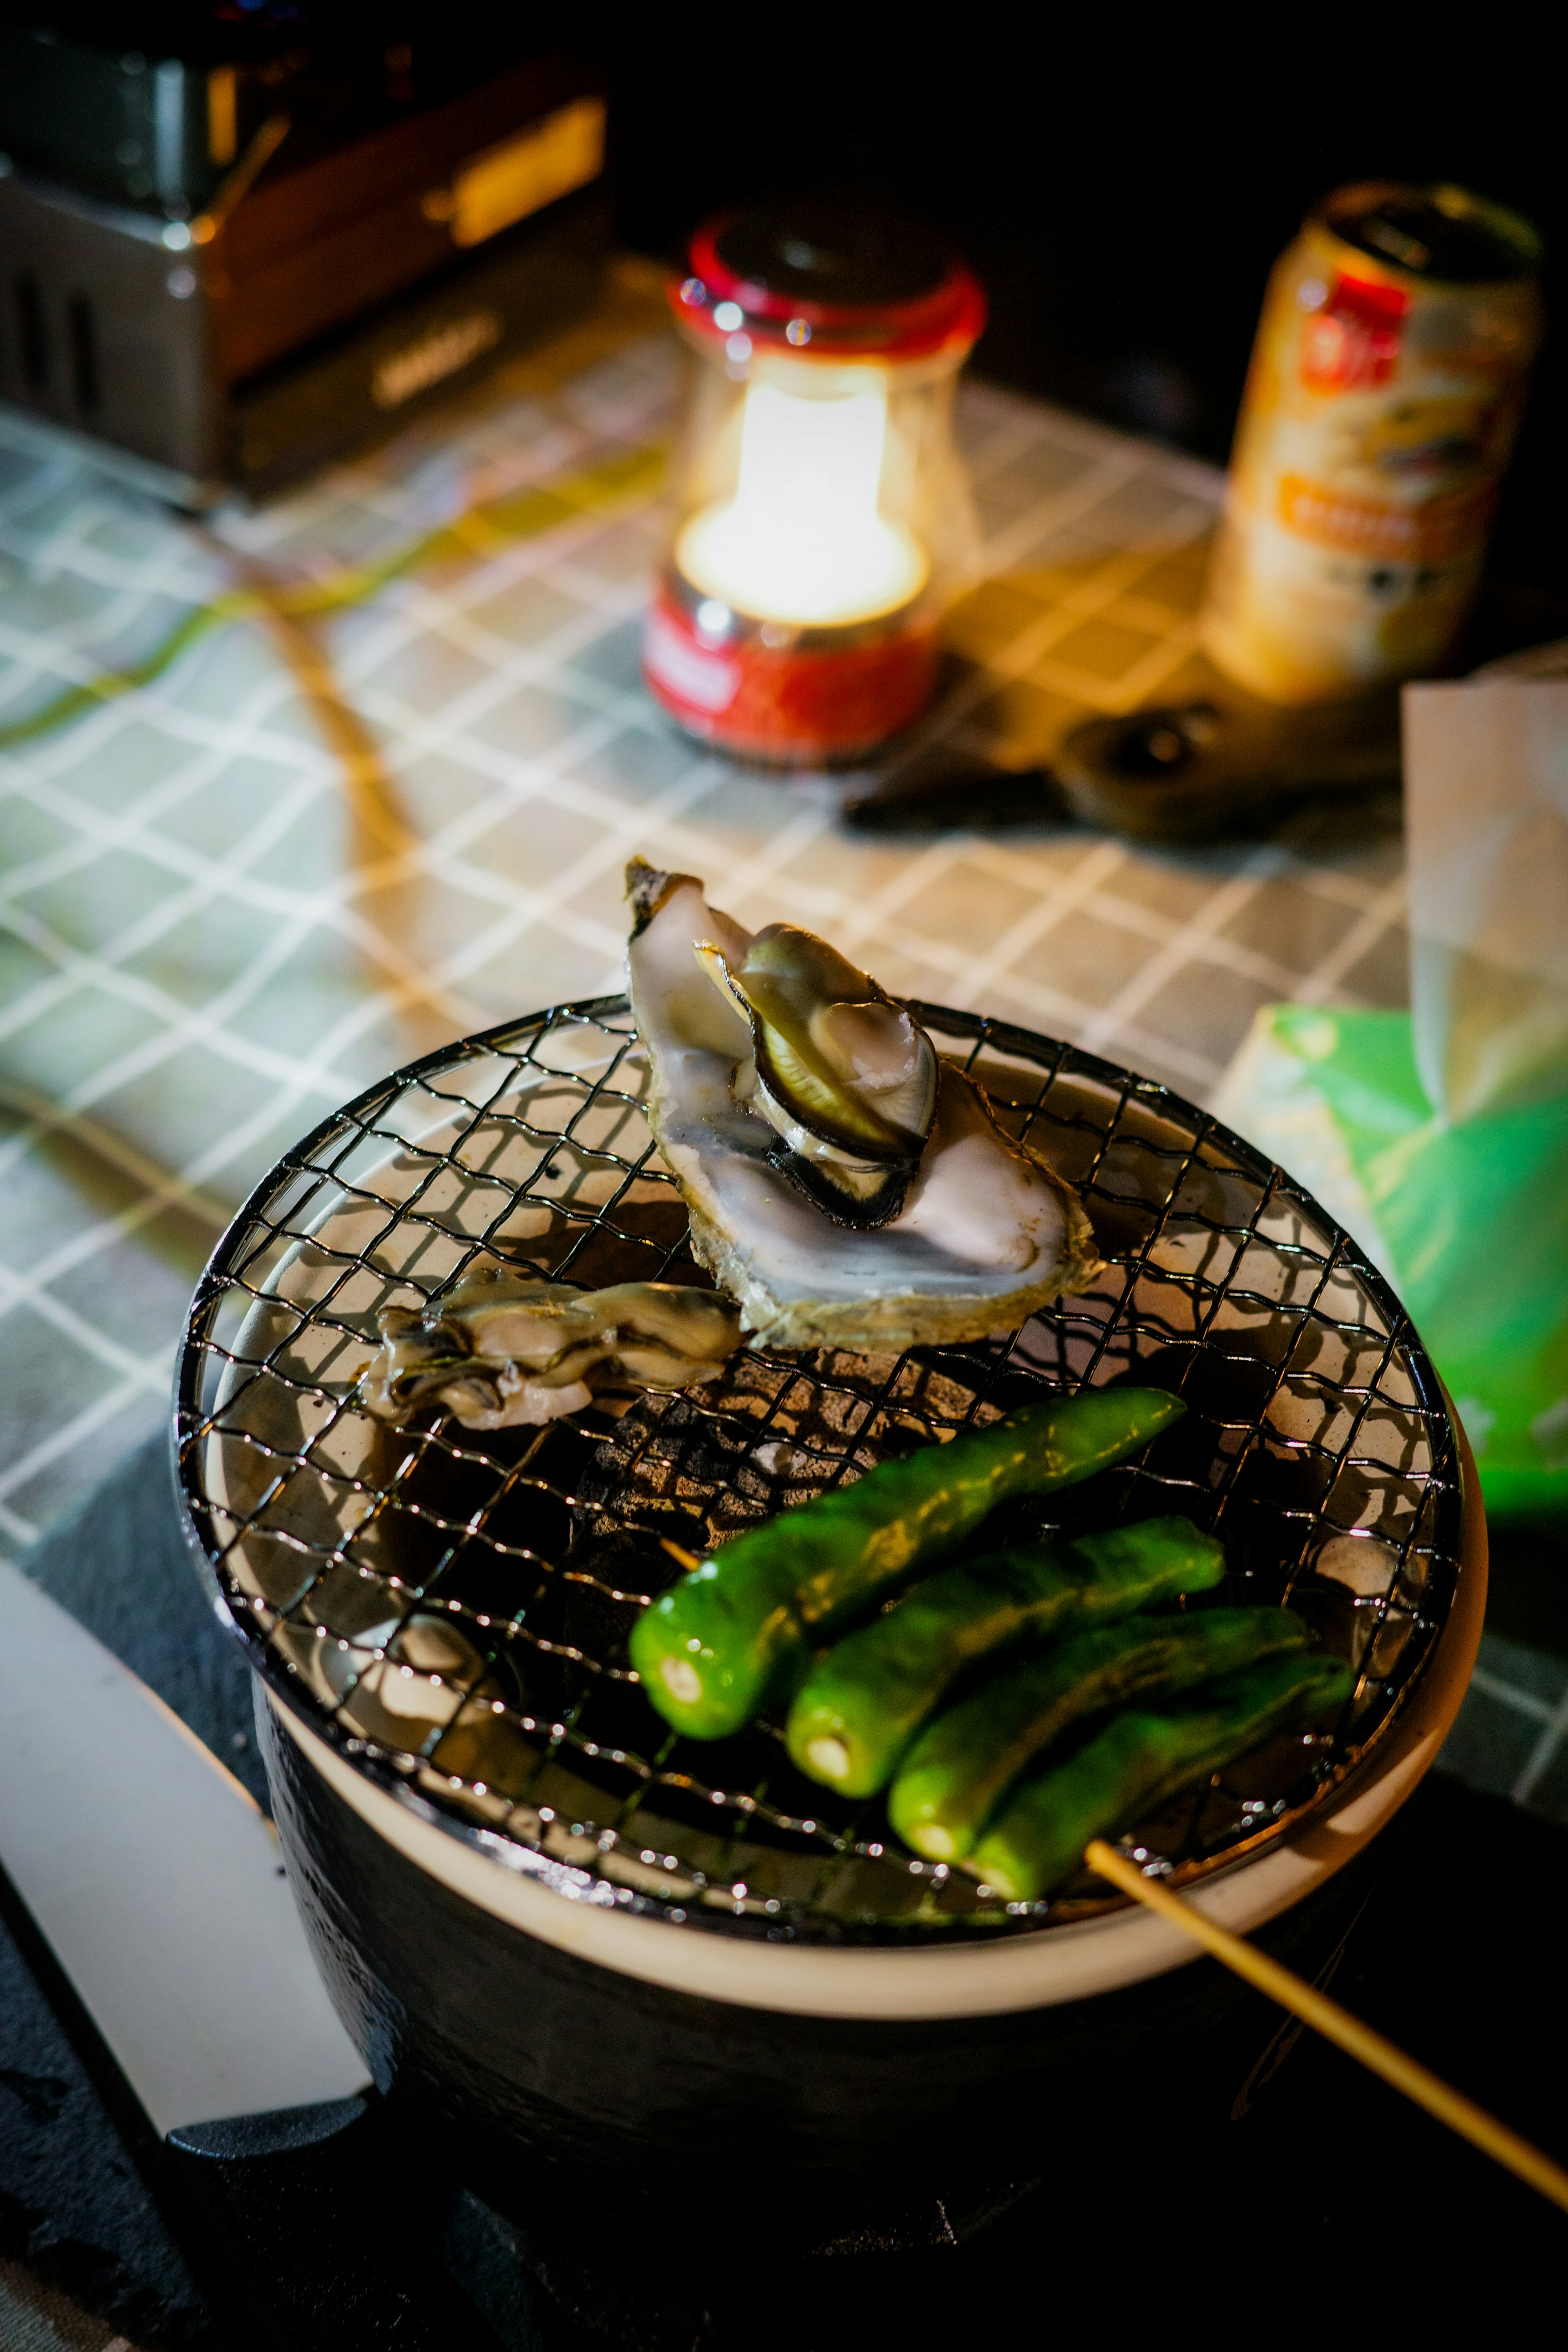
left=607, top=32, right=1564, bottom=619
left=4, top=12, right=1559, bottom=606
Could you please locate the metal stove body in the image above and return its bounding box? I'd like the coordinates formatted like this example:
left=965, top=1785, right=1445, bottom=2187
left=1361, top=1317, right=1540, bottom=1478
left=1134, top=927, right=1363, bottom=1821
left=0, top=41, right=606, bottom=505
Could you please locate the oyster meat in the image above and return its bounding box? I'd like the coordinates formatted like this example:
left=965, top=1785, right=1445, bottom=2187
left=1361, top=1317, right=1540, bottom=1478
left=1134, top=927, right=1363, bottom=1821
left=363, top=1266, right=741, bottom=1428
left=626, top=860, right=1102, bottom=1349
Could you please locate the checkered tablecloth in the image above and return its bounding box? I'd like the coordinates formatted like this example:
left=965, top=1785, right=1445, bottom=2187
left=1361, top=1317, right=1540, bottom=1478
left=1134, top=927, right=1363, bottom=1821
left=3, top=261, right=1555, bottom=1833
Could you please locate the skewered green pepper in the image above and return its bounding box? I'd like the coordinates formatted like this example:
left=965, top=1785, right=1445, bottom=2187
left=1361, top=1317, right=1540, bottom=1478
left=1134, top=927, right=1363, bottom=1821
left=967, top=1651, right=1354, bottom=1902
left=889, top=1604, right=1313, bottom=1855
left=787, top=1515, right=1225, bottom=1796
left=629, top=1386, right=1185, bottom=1739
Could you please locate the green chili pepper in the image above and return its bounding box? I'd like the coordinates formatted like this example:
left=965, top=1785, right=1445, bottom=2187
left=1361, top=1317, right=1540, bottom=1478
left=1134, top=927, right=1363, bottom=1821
left=629, top=1386, right=1185, bottom=1739
left=967, top=1651, right=1354, bottom=1902
left=889, top=1604, right=1312, bottom=1855
left=787, top=1515, right=1225, bottom=1797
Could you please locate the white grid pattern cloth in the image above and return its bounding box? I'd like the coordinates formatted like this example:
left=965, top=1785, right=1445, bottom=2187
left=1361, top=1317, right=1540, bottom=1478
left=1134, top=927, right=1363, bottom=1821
left=0, top=272, right=1410, bottom=1554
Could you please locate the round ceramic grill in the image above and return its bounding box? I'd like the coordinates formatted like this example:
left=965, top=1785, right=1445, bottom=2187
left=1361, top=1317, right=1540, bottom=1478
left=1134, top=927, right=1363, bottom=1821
left=175, top=998, right=1461, bottom=1944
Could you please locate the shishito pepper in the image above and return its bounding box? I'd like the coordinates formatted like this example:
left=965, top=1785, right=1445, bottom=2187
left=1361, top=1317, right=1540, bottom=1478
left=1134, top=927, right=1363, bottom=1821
left=787, top=1515, right=1225, bottom=1797
left=630, top=1386, right=1185, bottom=1739
left=967, top=1651, right=1354, bottom=1902
left=889, top=1604, right=1313, bottom=1857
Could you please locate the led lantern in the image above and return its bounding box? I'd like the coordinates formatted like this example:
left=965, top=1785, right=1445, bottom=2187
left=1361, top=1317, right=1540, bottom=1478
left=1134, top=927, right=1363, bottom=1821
left=643, top=208, right=985, bottom=764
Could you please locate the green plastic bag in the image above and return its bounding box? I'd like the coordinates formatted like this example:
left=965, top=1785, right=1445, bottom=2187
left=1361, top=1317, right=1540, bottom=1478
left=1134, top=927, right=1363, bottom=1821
left=1214, top=1004, right=1568, bottom=1524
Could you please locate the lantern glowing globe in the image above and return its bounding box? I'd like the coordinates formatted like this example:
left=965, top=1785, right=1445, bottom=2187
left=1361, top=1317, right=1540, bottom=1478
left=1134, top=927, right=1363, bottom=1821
left=677, top=379, right=928, bottom=626
left=644, top=209, right=985, bottom=764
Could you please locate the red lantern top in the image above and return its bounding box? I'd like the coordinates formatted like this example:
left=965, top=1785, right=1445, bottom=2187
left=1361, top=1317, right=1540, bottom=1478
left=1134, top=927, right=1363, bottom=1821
left=672, top=205, right=986, bottom=363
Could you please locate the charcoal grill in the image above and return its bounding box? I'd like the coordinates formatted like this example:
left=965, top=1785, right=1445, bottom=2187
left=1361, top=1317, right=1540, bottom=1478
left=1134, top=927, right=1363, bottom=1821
left=175, top=995, right=1467, bottom=1947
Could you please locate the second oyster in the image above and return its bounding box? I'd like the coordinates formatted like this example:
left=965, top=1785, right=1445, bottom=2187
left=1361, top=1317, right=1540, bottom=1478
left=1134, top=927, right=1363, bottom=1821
left=363, top=1267, right=742, bottom=1428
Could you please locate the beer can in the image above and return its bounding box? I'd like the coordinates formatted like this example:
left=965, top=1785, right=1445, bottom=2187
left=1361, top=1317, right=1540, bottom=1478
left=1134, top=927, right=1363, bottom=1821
left=1201, top=183, right=1543, bottom=703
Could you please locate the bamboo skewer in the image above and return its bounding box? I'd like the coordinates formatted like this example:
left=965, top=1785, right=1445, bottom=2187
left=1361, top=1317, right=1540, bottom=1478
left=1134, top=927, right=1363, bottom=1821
left=648, top=1546, right=1564, bottom=2206
left=1084, top=1838, right=1568, bottom=2216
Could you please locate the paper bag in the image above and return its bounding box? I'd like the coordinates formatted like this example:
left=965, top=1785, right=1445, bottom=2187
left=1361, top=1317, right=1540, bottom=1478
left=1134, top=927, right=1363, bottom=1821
left=1403, top=676, right=1568, bottom=1121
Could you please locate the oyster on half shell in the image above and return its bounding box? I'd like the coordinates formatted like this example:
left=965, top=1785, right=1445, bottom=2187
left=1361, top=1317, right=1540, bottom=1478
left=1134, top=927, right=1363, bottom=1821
left=626, top=859, right=1103, bottom=1350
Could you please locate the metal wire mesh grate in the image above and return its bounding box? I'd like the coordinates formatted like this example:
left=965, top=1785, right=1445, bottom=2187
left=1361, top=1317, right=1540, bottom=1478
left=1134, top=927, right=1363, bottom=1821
left=175, top=996, right=1463, bottom=1944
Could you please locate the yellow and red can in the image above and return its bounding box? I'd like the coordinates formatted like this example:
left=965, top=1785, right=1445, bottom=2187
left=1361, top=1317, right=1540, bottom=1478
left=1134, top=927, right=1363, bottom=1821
left=1201, top=183, right=1543, bottom=704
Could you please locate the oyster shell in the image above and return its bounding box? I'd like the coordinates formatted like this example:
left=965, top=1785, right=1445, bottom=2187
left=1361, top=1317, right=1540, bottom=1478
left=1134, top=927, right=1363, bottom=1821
left=626, top=860, right=1103, bottom=1350
left=363, top=1266, right=741, bottom=1428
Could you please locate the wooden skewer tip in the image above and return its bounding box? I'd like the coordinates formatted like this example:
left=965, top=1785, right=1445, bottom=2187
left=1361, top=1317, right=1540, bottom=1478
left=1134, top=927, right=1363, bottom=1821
left=1083, top=1839, right=1568, bottom=2218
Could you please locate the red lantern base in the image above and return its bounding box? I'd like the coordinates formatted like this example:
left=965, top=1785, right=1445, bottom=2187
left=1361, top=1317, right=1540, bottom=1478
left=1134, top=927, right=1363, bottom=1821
left=642, top=584, right=938, bottom=766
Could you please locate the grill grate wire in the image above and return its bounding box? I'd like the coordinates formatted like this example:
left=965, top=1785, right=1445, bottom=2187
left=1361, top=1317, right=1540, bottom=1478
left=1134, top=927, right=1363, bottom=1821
left=175, top=997, right=1462, bottom=1944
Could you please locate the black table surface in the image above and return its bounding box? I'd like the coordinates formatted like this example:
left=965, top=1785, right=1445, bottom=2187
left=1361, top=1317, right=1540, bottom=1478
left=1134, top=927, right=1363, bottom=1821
left=4, top=1437, right=1568, bottom=2350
